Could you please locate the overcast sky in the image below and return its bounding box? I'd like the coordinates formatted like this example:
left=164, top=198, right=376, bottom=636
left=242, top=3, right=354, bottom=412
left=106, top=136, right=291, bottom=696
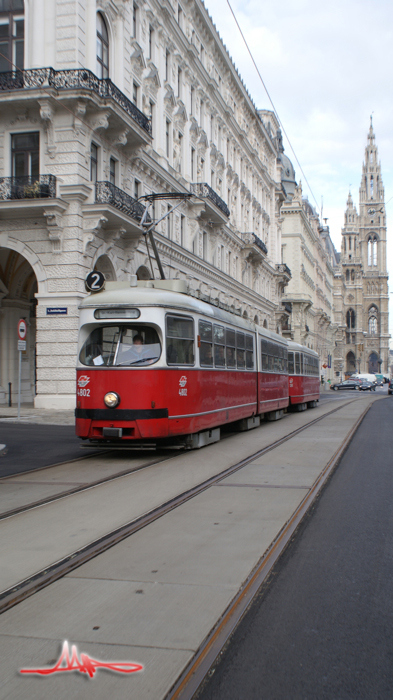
left=205, top=0, right=393, bottom=339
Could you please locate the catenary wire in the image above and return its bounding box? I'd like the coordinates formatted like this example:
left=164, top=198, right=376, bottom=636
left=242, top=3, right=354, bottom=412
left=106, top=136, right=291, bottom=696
left=225, top=0, right=321, bottom=214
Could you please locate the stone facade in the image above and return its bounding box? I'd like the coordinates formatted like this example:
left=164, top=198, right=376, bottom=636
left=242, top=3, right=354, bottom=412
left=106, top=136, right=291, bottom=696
left=0, top=0, right=290, bottom=408
left=333, top=121, right=389, bottom=377
left=280, top=182, right=338, bottom=381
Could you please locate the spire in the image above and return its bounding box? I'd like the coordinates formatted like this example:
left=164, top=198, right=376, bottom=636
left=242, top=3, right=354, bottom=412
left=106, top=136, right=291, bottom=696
left=359, top=119, right=384, bottom=204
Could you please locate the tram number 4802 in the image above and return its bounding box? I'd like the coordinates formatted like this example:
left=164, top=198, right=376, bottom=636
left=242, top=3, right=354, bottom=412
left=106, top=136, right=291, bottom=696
left=77, top=388, right=90, bottom=397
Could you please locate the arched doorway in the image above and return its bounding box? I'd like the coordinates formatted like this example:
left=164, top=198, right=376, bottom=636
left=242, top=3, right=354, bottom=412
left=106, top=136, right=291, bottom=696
left=346, top=351, right=356, bottom=374
left=368, top=352, right=379, bottom=374
left=0, top=248, right=37, bottom=404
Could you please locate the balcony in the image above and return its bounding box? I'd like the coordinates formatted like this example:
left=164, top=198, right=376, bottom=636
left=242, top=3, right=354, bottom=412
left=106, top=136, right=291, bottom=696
left=95, top=182, right=148, bottom=223
left=0, top=68, right=151, bottom=146
left=0, top=175, right=56, bottom=200
left=190, top=182, right=230, bottom=223
left=241, top=232, right=268, bottom=263
left=276, top=263, right=291, bottom=278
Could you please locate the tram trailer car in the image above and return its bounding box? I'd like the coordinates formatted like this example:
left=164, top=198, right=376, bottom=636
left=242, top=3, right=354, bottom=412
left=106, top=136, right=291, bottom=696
left=287, top=340, right=320, bottom=410
left=75, top=280, right=319, bottom=447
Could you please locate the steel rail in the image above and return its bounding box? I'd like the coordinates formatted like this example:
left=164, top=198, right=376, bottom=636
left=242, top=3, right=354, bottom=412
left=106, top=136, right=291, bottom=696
left=164, top=400, right=374, bottom=700
left=0, top=399, right=359, bottom=616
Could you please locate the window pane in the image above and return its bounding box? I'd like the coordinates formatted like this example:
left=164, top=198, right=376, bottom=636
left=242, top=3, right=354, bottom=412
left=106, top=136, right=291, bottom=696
left=237, top=348, right=245, bottom=369
left=262, top=354, right=268, bottom=371
left=199, top=320, right=212, bottom=342
left=236, top=332, right=245, bottom=349
left=14, top=17, right=24, bottom=37
left=214, top=344, right=225, bottom=367
left=30, top=150, right=39, bottom=179
left=13, top=152, right=25, bottom=177
left=213, top=324, right=225, bottom=344
left=288, top=352, right=294, bottom=374
left=0, top=22, right=9, bottom=38
left=246, top=334, right=253, bottom=351
left=200, top=341, right=213, bottom=366
left=226, top=346, right=236, bottom=367
left=295, top=352, right=300, bottom=374
left=0, top=1, right=11, bottom=11
left=246, top=351, right=254, bottom=370
left=226, top=328, right=235, bottom=347
left=13, top=38, right=23, bottom=68
left=12, top=132, right=39, bottom=150
left=166, top=315, right=194, bottom=339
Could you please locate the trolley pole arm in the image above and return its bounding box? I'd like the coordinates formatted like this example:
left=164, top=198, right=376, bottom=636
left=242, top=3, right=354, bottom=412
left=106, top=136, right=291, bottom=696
left=142, top=200, right=185, bottom=281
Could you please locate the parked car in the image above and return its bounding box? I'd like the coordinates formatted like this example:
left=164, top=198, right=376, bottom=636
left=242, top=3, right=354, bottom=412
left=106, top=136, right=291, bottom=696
left=388, top=379, right=393, bottom=395
left=330, top=379, right=363, bottom=391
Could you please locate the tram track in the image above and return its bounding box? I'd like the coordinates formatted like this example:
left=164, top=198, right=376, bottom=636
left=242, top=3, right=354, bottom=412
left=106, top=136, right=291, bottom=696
left=0, top=398, right=362, bottom=616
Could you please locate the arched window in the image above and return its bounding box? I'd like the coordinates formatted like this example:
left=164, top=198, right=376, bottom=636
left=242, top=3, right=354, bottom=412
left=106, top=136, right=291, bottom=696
left=344, top=237, right=346, bottom=252
left=351, top=269, right=355, bottom=281
left=346, top=309, right=355, bottom=329
left=373, top=237, right=377, bottom=266
left=349, top=236, right=352, bottom=250
left=367, top=237, right=372, bottom=266
left=370, top=175, right=374, bottom=199
left=0, top=0, right=24, bottom=73
left=346, top=269, right=350, bottom=281
left=96, top=13, right=109, bottom=79
left=369, top=317, right=377, bottom=335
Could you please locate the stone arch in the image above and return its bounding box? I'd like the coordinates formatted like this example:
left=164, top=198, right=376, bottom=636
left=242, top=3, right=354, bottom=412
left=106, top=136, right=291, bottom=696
left=368, top=352, right=379, bottom=374
left=0, top=235, right=47, bottom=293
left=0, top=246, right=39, bottom=404
left=346, top=351, right=356, bottom=373
left=94, top=254, right=117, bottom=281
left=254, top=314, right=259, bottom=325
left=136, top=265, right=152, bottom=280
left=263, top=319, right=268, bottom=329
left=242, top=310, right=248, bottom=319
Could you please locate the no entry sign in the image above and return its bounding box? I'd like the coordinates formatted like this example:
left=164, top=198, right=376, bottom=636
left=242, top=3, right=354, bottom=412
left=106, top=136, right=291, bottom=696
left=18, top=319, right=27, bottom=341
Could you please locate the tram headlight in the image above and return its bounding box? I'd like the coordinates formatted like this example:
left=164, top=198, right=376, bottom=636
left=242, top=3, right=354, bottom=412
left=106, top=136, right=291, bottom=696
left=104, top=392, right=120, bottom=408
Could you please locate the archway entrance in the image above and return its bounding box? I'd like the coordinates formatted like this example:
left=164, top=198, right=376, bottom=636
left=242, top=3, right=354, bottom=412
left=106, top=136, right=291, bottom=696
left=94, top=254, right=116, bottom=281
left=368, top=352, right=379, bottom=374
left=0, top=248, right=37, bottom=404
left=346, top=351, right=356, bottom=374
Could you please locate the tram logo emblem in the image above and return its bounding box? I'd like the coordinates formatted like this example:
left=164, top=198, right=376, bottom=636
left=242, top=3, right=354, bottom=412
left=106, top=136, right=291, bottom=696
left=77, top=375, right=90, bottom=388
left=179, top=375, right=187, bottom=396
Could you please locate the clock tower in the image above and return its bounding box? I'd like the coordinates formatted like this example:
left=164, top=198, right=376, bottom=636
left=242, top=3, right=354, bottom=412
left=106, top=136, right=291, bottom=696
left=334, top=119, right=389, bottom=376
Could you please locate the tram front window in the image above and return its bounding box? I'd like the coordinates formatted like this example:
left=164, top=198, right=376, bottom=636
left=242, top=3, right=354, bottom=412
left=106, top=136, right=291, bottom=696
left=79, top=325, right=161, bottom=366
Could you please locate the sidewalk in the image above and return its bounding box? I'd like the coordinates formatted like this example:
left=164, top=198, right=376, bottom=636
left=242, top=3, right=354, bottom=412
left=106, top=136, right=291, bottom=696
left=0, top=406, right=75, bottom=425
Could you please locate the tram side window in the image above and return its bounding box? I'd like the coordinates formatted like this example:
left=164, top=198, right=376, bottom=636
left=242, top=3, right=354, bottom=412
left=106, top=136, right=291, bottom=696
left=226, top=328, right=236, bottom=368
left=274, top=344, right=280, bottom=372
left=166, top=315, right=194, bottom=365
left=295, top=352, right=301, bottom=374
left=199, top=320, right=213, bottom=366
left=236, top=332, right=245, bottom=369
left=283, top=347, right=288, bottom=373
left=288, top=351, right=294, bottom=375
left=246, top=334, right=254, bottom=369
left=261, top=338, right=268, bottom=371
left=267, top=341, right=274, bottom=371
left=214, top=324, right=226, bottom=367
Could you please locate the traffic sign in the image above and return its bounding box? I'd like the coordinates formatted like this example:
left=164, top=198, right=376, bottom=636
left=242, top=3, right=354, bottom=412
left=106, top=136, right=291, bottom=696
left=18, top=340, right=26, bottom=351
left=17, top=319, right=27, bottom=340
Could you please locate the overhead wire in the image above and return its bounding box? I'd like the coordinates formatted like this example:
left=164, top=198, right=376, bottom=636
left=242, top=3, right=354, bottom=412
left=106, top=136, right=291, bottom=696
left=226, top=0, right=321, bottom=214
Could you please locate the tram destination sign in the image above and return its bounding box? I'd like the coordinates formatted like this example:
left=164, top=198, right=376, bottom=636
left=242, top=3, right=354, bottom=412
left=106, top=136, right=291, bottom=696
left=46, top=308, right=68, bottom=315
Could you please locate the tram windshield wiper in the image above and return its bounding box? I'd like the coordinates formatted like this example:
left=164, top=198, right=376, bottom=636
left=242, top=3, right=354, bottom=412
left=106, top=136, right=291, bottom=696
left=117, top=357, right=158, bottom=366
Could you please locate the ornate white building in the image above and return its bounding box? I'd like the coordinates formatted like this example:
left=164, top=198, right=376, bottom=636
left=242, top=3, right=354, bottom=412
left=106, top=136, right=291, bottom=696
left=0, top=0, right=291, bottom=408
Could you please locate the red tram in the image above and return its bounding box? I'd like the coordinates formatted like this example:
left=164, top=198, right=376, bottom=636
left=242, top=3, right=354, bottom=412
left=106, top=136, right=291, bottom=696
left=75, top=279, right=319, bottom=447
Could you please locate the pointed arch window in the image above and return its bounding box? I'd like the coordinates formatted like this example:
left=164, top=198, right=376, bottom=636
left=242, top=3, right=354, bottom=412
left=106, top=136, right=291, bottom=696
left=346, top=269, right=350, bottom=282
left=367, top=237, right=372, bottom=266
left=369, top=316, right=377, bottom=335
left=96, top=12, right=109, bottom=79
left=346, top=309, right=355, bottom=329
left=370, top=175, right=374, bottom=199
left=373, top=237, right=377, bottom=266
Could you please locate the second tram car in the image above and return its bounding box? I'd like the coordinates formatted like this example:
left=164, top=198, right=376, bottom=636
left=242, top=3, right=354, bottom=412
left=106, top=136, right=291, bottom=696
left=287, top=340, right=320, bottom=409
left=76, top=279, right=319, bottom=447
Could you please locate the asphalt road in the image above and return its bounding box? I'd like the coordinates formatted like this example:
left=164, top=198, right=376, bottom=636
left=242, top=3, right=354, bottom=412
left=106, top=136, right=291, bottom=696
left=0, top=424, right=95, bottom=478
left=196, top=396, right=393, bottom=700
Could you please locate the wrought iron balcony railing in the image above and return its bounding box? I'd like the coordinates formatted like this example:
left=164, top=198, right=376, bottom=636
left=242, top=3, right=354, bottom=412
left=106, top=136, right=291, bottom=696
left=276, top=263, right=291, bottom=277
left=95, top=181, right=149, bottom=223
left=190, top=182, right=230, bottom=218
left=242, top=232, right=268, bottom=255
left=0, top=67, right=151, bottom=135
left=0, top=175, right=56, bottom=201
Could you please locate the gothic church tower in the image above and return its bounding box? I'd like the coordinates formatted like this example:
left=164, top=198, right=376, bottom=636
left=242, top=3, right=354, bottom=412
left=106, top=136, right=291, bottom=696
left=334, top=119, right=389, bottom=376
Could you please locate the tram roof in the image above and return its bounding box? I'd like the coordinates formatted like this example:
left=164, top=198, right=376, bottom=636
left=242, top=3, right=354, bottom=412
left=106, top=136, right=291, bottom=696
left=79, top=280, right=286, bottom=344
left=287, top=339, right=319, bottom=357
